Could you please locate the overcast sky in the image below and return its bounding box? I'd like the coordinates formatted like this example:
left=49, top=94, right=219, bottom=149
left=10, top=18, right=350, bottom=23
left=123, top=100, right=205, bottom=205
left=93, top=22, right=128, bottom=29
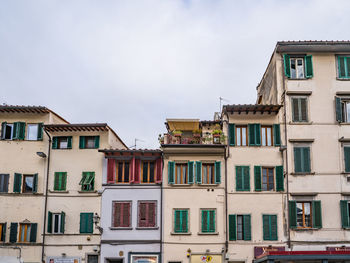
left=1, top=0, right=350, bottom=148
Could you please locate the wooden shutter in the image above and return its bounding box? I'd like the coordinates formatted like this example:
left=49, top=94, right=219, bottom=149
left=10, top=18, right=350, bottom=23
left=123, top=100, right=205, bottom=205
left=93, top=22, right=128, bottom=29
left=47, top=212, right=52, bottom=233
left=174, top=210, right=181, bottom=232
left=340, top=200, right=350, bottom=228
left=168, top=161, right=175, bottom=184
left=67, top=136, right=72, bottom=149
left=9, top=223, right=17, bottom=243
left=37, top=123, right=43, bottom=140
left=289, top=201, right=297, bottom=229
left=209, top=210, right=215, bottom=232
left=215, top=161, right=221, bottom=184
left=344, top=147, right=350, bottom=173
left=201, top=210, right=208, bottom=232
left=303, top=147, right=311, bottom=173
left=236, top=166, right=243, bottom=191
left=196, top=161, right=202, bottom=184
left=79, top=136, right=85, bottom=149
left=254, top=166, right=261, bottom=191
left=270, top=215, right=278, bottom=240
left=155, top=158, right=162, bottom=183
left=335, top=97, right=343, bottom=122
left=229, top=123, right=235, bottom=146
left=1, top=223, right=6, bottom=241
left=60, top=212, right=65, bottom=233
left=305, top=55, right=313, bottom=78
left=182, top=210, right=188, bottom=233
left=86, top=213, right=93, bottom=233
left=12, top=122, right=19, bottom=139
left=32, top=173, right=38, bottom=193
left=129, top=157, right=135, bottom=183
left=255, top=124, right=261, bottom=146
left=113, top=203, right=121, bottom=227
left=134, top=159, right=141, bottom=183
left=243, top=215, right=251, bottom=240
left=1, top=122, right=6, bottom=139
left=148, top=202, right=156, bottom=227
left=29, top=223, right=37, bottom=242
left=292, top=98, right=300, bottom=122
left=262, top=215, right=277, bottom=240
left=248, top=124, right=255, bottom=146
left=54, top=172, right=60, bottom=190
left=228, top=214, right=236, bottom=241
left=262, top=215, right=270, bottom=240
left=243, top=166, right=250, bottom=191
left=139, top=202, right=147, bottom=227
left=62, top=173, right=67, bottom=191
left=294, top=148, right=302, bottom=173
left=123, top=203, right=131, bottom=227
left=18, top=122, right=25, bottom=140
left=94, top=136, right=100, bottom=148
left=273, top=124, right=281, bottom=146
left=283, top=54, right=291, bottom=78
left=275, top=166, right=284, bottom=191
left=300, top=98, right=308, bottom=121
left=312, top=200, right=322, bottom=229
left=13, top=173, right=22, bottom=193
left=338, top=56, right=346, bottom=78
left=107, top=159, right=116, bottom=184
left=188, top=161, right=194, bottom=184
left=52, top=137, right=58, bottom=149
left=80, top=213, right=86, bottom=233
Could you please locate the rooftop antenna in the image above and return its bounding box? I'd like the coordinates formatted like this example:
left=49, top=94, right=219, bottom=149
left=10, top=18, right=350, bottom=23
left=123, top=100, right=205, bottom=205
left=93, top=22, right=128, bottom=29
left=129, top=138, right=145, bottom=150
left=219, top=97, right=230, bottom=111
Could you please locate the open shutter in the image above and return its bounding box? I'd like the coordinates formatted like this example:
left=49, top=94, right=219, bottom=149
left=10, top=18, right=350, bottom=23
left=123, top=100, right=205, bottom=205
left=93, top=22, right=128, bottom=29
left=155, top=158, right=162, bottom=183
left=283, top=54, right=291, bottom=78
left=1, top=223, right=6, bottom=241
left=37, top=123, right=43, bottom=140
left=243, top=167, right=250, bottom=191
left=52, top=137, right=58, bottom=149
left=107, top=159, right=116, bottom=184
left=134, top=159, right=141, bottom=183
left=29, top=223, right=37, bottom=242
left=270, top=215, right=278, bottom=240
left=67, top=136, right=72, bottom=149
left=305, top=55, right=313, bottom=78
left=79, top=136, right=85, bottom=149
left=12, top=122, right=19, bottom=139
left=254, top=166, right=261, bottom=191
left=215, top=161, right=221, bottom=184
left=196, top=161, right=202, bottom=184
left=262, top=215, right=270, bottom=240
left=47, top=212, right=52, bottom=233
left=273, top=124, right=281, bottom=146
left=289, top=201, right=297, bottom=229
left=229, top=123, right=235, bottom=146
left=275, top=166, right=284, bottom=191
left=1, top=122, right=6, bottom=139
left=18, top=122, right=25, bottom=140
left=338, top=56, right=346, bottom=78
left=129, top=157, right=135, bottom=183
left=9, top=223, right=17, bottom=243
left=345, top=147, right=350, bottom=173
left=336, top=97, right=343, bottom=122
left=243, top=215, right=251, bottom=241
left=32, top=173, right=38, bottom=193
left=255, top=124, right=261, bottom=146
left=340, top=200, right=350, bottom=228
left=94, top=136, right=100, bottom=148
left=13, top=173, right=22, bottom=193
left=229, top=214, right=236, bottom=241
left=188, top=161, right=194, bottom=184
left=236, top=166, right=242, bottom=191
left=168, top=161, right=175, bottom=184
left=61, top=212, right=65, bottom=233
left=312, top=200, right=322, bottom=228
left=248, top=124, right=255, bottom=146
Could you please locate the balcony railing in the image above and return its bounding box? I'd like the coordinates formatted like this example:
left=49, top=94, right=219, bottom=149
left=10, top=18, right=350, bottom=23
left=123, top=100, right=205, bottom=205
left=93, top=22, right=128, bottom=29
left=162, top=133, right=225, bottom=145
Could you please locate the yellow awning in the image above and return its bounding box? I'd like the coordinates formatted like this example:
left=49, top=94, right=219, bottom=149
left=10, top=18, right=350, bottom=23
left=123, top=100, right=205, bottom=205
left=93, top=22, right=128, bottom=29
left=166, top=119, right=200, bottom=131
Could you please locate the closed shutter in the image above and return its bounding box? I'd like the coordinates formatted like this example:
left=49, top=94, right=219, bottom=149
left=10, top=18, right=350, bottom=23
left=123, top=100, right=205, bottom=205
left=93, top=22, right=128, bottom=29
left=113, top=203, right=121, bottom=227
left=338, top=56, right=346, bottom=78
left=344, top=147, right=350, bottom=173
left=80, top=213, right=86, bottom=233
left=107, top=159, right=116, bottom=183
left=139, top=203, right=147, bottom=227
left=270, top=215, right=278, bottom=240
left=196, top=161, right=202, bottom=184
left=229, top=123, right=235, bottom=146
left=248, top=124, right=255, bottom=146
left=215, top=161, right=221, bottom=184
left=60, top=212, right=65, bottom=233
left=122, top=203, right=130, bottom=227
left=79, top=136, right=85, bottom=149
left=303, top=147, right=311, bottom=173
left=312, top=201, right=322, bottom=229
left=86, top=213, right=93, bottom=233
left=67, top=136, right=72, bottom=149
left=292, top=98, right=300, bottom=122
left=273, top=124, right=281, bottom=146
left=168, top=161, right=175, bottom=184
left=188, top=161, right=194, bottom=184
left=47, top=212, right=52, bottom=233
left=289, top=201, right=297, bottom=229
left=13, top=173, right=22, bottom=193
left=134, top=159, right=141, bottom=184
left=32, top=173, right=38, bottom=193
left=1, top=223, right=6, bottom=241
left=29, top=223, right=37, bottom=242
left=283, top=54, right=291, bottom=78
left=37, top=123, right=43, bottom=140
left=255, top=124, right=261, bottom=146
left=275, top=166, right=284, bottom=191
left=294, top=148, right=302, bottom=173
left=18, top=122, right=26, bottom=140
left=94, top=136, right=100, bottom=148
left=254, top=166, right=261, bottom=191
left=305, top=55, right=313, bottom=78
left=9, top=223, right=17, bottom=243
left=201, top=210, right=208, bottom=232
left=54, top=172, right=60, bottom=190
left=243, top=215, right=251, bottom=240
left=209, top=210, right=215, bottom=232
left=262, top=215, right=270, bottom=240
left=228, top=214, right=236, bottom=241
left=300, top=98, right=308, bottom=121
left=148, top=202, right=156, bottom=227
left=335, top=97, right=343, bottom=122
left=52, top=137, right=58, bottom=149
left=80, top=213, right=93, bottom=233
left=182, top=210, right=188, bottom=233
left=62, top=173, right=67, bottom=191
left=243, top=166, right=250, bottom=191
left=155, top=158, right=162, bottom=183
left=174, top=210, right=188, bottom=233
left=340, top=200, right=350, bottom=228
left=174, top=210, right=181, bottom=232
left=236, top=166, right=243, bottom=191
left=1, top=122, right=6, bottom=139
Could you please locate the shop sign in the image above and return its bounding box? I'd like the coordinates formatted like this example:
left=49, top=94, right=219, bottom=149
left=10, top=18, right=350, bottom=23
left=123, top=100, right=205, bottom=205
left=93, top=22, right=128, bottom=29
left=191, top=254, right=222, bottom=263
left=47, top=257, right=81, bottom=263
left=254, top=246, right=285, bottom=258
left=327, top=247, right=350, bottom=251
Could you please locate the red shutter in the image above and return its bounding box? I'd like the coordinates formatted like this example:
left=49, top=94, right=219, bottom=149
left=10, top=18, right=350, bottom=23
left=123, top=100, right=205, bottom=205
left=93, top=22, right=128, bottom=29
left=123, top=202, right=131, bottom=227
left=139, top=202, right=147, bottom=227
left=148, top=202, right=156, bottom=227
left=107, top=159, right=116, bottom=184
left=134, top=159, right=141, bottom=183
left=113, top=202, right=121, bottom=227
left=156, top=158, right=162, bottom=183
left=130, top=157, right=135, bottom=183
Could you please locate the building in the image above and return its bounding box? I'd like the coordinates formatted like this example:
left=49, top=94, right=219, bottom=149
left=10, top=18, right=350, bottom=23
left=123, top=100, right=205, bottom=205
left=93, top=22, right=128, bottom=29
left=99, top=149, right=163, bottom=263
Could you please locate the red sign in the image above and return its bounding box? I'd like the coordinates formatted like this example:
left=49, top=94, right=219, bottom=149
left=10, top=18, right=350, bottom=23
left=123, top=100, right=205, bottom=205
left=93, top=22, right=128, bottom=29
left=254, top=246, right=286, bottom=258
left=327, top=247, right=350, bottom=251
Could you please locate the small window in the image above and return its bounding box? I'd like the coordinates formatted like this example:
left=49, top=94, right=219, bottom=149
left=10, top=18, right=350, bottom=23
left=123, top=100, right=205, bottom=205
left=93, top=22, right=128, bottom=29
left=174, top=209, right=188, bottom=233
left=201, top=209, right=216, bottom=233
left=262, top=167, right=274, bottom=191
left=80, top=213, right=93, bottom=233
left=138, top=201, right=157, bottom=228
left=261, top=126, right=273, bottom=146
left=262, top=215, right=277, bottom=240
left=235, top=215, right=251, bottom=240
left=296, top=202, right=312, bottom=228
left=79, top=136, right=100, bottom=149
left=2, top=123, right=13, bottom=140
left=293, top=145, right=311, bottom=173
left=54, top=172, right=67, bottom=191
left=236, top=166, right=250, bottom=191
left=292, top=97, right=308, bottom=122
left=0, top=174, right=9, bottom=193
left=0, top=223, right=6, bottom=242
left=337, top=56, right=350, bottom=79
left=1, top=122, right=26, bottom=140
left=87, top=255, right=99, bottom=263
left=290, top=57, right=305, bottom=79
left=344, top=146, right=350, bottom=173
left=22, top=175, right=34, bottom=193
left=26, top=124, right=38, bottom=140
left=49, top=212, right=65, bottom=234
left=112, top=201, right=131, bottom=228
left=116, top=161, right=130, bottom=183
left=202, top=163, right=215, bottom=184
left=131, top=255, right=159, bottom=263
left=52, top=136, right=72, bottom=149
left=141, top=161, right=155, bottom=183
left=175, top=163, right=188, bottom=184
left=236, top=126, right=248, bottom=146
left=19, top=223, right=36, bottom=242
left=79, top=172, right=95, bottom=191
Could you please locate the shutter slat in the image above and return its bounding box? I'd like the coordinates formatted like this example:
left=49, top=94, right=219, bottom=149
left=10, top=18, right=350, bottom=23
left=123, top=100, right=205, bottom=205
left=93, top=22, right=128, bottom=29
left=9, top=223, right=18, bottom=243
left=37, top=123, right=43, bottom=140
left=60, top=211, right=65, bottom=233
left=32, top=173, right=38, bottom=193
left=188, top=161, right=194, bottom=184
left=292, top=98, right=300, bottom=122
left=294, top=148, right=302, bottom=173
left=1, top=122, right=6, bottom=140
left=67, top=136, right=72, bottom=149
left=336, top=97, right=343, bottom=122
left=196, top=161, right=202, bottom=184
left=305, top=55, right=313, bottom=78
left=47, top=212, right=52, bottom=233
left=255, top=124, right=261, bottom=146
left=273, top=124, right=281, bottom=146
left=275, top=166, right=284, bottom=191
left=243, top=215, right=251, bottom=240
left=229, top=123, right=235, bottom=146
left=344, top=147, right=350, bottom=173
left=107, top=159, right=116, bottom=183
left=270, top=215, right=278, bottom=240
left=262, top=215, right=270, bottom=240
left=13, top=173, right=22, bottom=193
left=236, top=166, right=242, bottom=191
left=340, top=200, right=350, bottom=228
left=312, top=201, right=322, bottom=229
left=215, top=161, right=221, bottom=184
left=52, top=137, right=58, bottom=149
left=94, top=136, right=100, bottom=148
left=284, top=54, right=291, bottom=78
left=338, top=56, right=346, bottom=78
left=168, top=161, right=175, bottom=184
left=289, top=201, right=297, bottom=229
left=248, top=124, right=255, bottom=146
left=229, top=214, right=236, bottom=241
left=254, top=166, right=261, bottom=191
left=243, top=166, right=250, bottom=191
left=79, top=136, right=85, bottom=149
left=29, top=223, right=37, bottom=242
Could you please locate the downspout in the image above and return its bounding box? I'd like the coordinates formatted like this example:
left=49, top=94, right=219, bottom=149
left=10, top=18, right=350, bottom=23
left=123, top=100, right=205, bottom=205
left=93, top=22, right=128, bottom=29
left=160, top=152, right=164, bottom=263
left=42, top=128, right=51, bottom=263
left=223, top=110, right=230, bottom=255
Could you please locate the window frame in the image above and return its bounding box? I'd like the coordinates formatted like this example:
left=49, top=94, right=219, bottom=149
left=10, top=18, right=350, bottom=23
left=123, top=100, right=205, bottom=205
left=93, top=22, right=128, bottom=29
left=18, top=223, right=32, bottom=242
left=342, top=99, right=350, bottom=123
left=291, top=96, right=309, bottom=123
left=26, top=123, right=40, bottom=141
left=296, top=201, right=312, bottom=229
left=289, top=57, right=305, bottom=79
left=22, top=174, right=34, bottom=193
left=0, top=223, right=5, bottom=242
left=337, top=56, right=350, bottom=79
left=200, top=209, right=216, bottom=233
left=293, top=144, right=312, bottom=174
left=112, top=201, right=132, bottom=228
left=235, top=125, right=248, bottom=146
left=116, top=161, right=130, bottom=183
left=173, top=209, right=189, bottom=234
left=52, top=213, right=63, bottom=234
left=0, top=174, right=9, bottom=193
left=58, top=136, right=69, bottom=149
left=175, top=163, right=188, bottom=184
left=201, top=163, right=215, bottom=184
left=137, top=200, right=157, bottom=228
left=261, top=167, right=275, bottom=191
left=141, top=161, right=156, bottom=183
left=130, top=254, right=159, bottom=263
left=344, top=144, right=350, bottom=173
left=79, top=172, right=95, bottom=192
left=261, top=126, right=273, bottom=146
left=3, top=123, right=14, bottom=140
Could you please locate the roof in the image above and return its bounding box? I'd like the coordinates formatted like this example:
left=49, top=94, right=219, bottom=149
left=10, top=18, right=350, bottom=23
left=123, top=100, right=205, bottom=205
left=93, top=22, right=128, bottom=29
left=223, top=104, right=281, bottom=114
left=276, top=40, right=350, bottom=53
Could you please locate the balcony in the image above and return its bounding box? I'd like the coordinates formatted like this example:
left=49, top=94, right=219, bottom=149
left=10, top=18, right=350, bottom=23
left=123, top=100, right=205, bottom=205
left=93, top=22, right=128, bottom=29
left=161, top=132, right=225, bottom=145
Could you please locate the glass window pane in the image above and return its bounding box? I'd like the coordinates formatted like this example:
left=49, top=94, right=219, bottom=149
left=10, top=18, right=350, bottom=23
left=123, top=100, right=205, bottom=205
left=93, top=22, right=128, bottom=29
left=182, top=165, right=187, bottom=183
left=242, top=127, right=246, bottom=146
left=24, top=176, right=33, bottom=192
left=236, top=128, right=241, bottom=146
left=346, top=102, right=350, bottom=122
left=54, top=214, right=59, bottom=233
left=26, top=225, right=31, bottom=242
left=237, top=215, right=243, bottom=240
left=86, top=137, right=95, bottom=148
left=59, top=137, right=68, bottom=149
left=291, top=59, right=296, bottom=78
left=262, top=128, right=266, bottom=146
left=176, top=165, right=181, bottom=184
left=27, top=124, right=38, bottom=140
left=267, top=128, right=272, bottom=146
left=297, top=59, right=304, bottom=78
left=203, top=165, right=207, bottom=184
left=209, top=165, right=213, bottom=184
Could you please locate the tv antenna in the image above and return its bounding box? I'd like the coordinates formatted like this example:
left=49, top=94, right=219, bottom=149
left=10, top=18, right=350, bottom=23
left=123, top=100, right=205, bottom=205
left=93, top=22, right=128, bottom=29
left=130, top=138, right=145, bottom=150
left=219, top=97, right=230, bottom=111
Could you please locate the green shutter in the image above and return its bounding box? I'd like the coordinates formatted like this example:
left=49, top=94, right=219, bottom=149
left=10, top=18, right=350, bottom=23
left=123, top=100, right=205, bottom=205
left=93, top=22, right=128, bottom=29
left=305, top=55, right=313, bottom=78
left=79, top=173, right=87, bottom=185
left=254, top=166, right=261, bottom=191
left=275, top=166, right=284, bottom=191
left=273, top=124, right=281, bottom=146
left=338, top=56, right=346, bottom=78
left=236, top=166, right=243, bottom=191
left=243, top=166, right=250, bottom=191
left=243, top=215, right=251, bottom=240
left=67, top=136, right=72, bottom=149
left=255, top=124, right=261, bottom=146
left=182, top=210, right=188, bottom=233
left=292, top=98, right=299, bottom=122
left=47, top=212, right=52, bottom=233
left=62, top=173, right=67, bottom=191
left=196, top=161, right=202, bottom=184
left=262, top=215, right=270, bottom=240
left=52, top=137, right=58, bottom=149
left=1, top=223, right=6, bottom=241
left=54, top=172, right=67, bottom=191
left=303, top=147, right=311, bottom=173
left=9, top=223, right=17, bottom=243
left=270, top=215, right=278, bottom=240
left=174, top=210, right=188, bottom=233
left=284, top=54, right=291, bottom=78
left=54, top=172, right=60, bottom=191
left=61, top=212, right=65, bottom=233
left=13, top=173, right=22, bottom=193
left=29, top=223, right=37, bottom=242
left=80, top=213, right=86, bottom=233
left=94, top=136, right=100, bottom=148
left=229, top=123, right=235, bottom=146
left=18, top=122, right=25, bottom=140
left=87, top=213, right=93, bottom=233
left=1, top=122, right=6, bottom=139
left=12, top=122, right=19, bottom=139
left=289, top=201, right=297, bottom=229
left=201, top=210, right=207, bottom=232
left=312, top=200, right=322, bottom=229
left=345, top=147, right=350, bottom=173
left=340, top=200, right=350, bottom=228
left=248, top=124, right=255, bottom=146
left=37, top=123, right=43, bottom=140
left=215, top=161, right=221, bottom=184
left=174, top=210, right=180, bottom=232
left=168, top=161, right=175, bottom=184
left=336, top=97, right=343, bottom=122
left=209, top=210, right=215, bottom=232
left=79, top=136, right=85, bottom=149
left=188, top=161, right=194, bottom=184
left=294, top=147, right=302, bottom=173
left=32, top=173, right=38, bottom=193
left=228, top=214, right=236, bottom=241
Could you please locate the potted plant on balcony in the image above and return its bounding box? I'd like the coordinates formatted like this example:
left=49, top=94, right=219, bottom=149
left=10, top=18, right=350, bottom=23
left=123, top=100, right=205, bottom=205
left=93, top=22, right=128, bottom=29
left=193, top=129, right=201, bottom=138
left=212, top=127, right=222, bottom=144
left=172, top=130, right=182, bottom=137
left=158, top=134, right=164, bottom=144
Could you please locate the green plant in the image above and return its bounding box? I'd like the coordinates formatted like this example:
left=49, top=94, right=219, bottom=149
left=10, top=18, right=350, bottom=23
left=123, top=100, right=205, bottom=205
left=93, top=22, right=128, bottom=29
left=172, top=130, right=182, bottom=136
left=193, top=129, right=201, bottom=134
left=212, top=129, right=222, bottom=135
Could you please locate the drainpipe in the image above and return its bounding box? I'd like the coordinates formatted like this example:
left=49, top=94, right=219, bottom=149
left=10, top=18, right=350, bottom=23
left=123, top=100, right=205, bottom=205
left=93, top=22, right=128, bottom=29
left=160, top=152, right=164, bottom=263
left=41, top=128, right=51, bottom=263
left=223, top=111, right=230, bottom=256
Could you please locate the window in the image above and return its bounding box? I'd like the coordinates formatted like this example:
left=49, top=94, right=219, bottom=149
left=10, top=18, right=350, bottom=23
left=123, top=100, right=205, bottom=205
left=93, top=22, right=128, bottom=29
left=22, top=175, right=34, bottom=193
left=1, top=122, right=25, bottom=140
left=79, top=136, right=100, bottom=149
left=141, top=161, right=155, bottom=183
left=0, top=223, right=6, bottom=242
left=337, top=56, right=350, bottom=79
left=262, top=167, right=274, bottom=191
left=47, top=211, right=65, bottom=234
left=340, top=200, right=350, bottom=228
left=291, top=57, right=305, bottom=79
left=138, top=201, right=156, bottom=227
left=174, top=209, right=188, bottom=233
left=292, top=97, right=308, bottom=122
left=261, top=126, right=273, bottom=146
left=13, top=173, right=38, bottom=193
left=262, top=215, right=277, bottom=240
left=87, top=255, right=99, bottom=263
left=228, top=214, right=251, bottom=241
left=202, top=164, right=214, bottom=184
left=18, top=223, right=37, bottom=242
left=176, top=163, right=188, bottom=184
left=54, top=172, right=67, bottom=191
left=112, top=202, right=131, bottom=228
left=254, top=166, right=284, bottom=192
left=248, top=124, right=261, bottom=146
left=0, top=174, right=9, bottom=192
left=289, top=200, right=322, bottom=229
left=293, top=146, right=311, bottom=173
left=26, top=123, right=43, bottom=141
left=116, top=161, right=130, bottom=183
left=131, top=255, right=159, bottom=263
left=80, top=213, right=93, bottom=233
left=52, top=136, right=72, bottom=149
left=201, top=209, right=215, bottom=233
left=195, top=161, right=221, bottom=185
left=236, top=126, right=248, bottom=146
left=344, top=146, right=350, bottom=173
left=283, top=55, right=313, bottom=79
left=236, top=166, right=250, bottom=191
left=168, top=161, right=194, bottom=185
left=336, top=97, right=350, bottom=123
left=79, top=172, right=95, bottom=191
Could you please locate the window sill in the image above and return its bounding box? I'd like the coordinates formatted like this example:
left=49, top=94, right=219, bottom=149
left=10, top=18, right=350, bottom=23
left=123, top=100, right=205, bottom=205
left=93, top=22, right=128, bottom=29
left=289, top=121, right=313, bottom=125
left=52, top=148, right=72, bottom=150
left=80, top=148, right=98, bottom=150
left=49, top=190, right=69, bottom=193
left=169, top=184, right=192, bottom=187
left=341, top=172, right=350, bottom=175
left=292, top=228, right=321, bottom=231
left=287, top=77, right=309, bottom=80
left=290, top=172, right=315, bottom=176
left=197, top=184, right=219, bottom=187
left=109, top=227, right=133, bottom=230
left=339, top=122, right=350, bottom=125
left=197, top=232, right=219, bottom=235
left=78, top=190, right=97, bottom=193
left=336, top=78, right=350, bottom=81
left=170, top=232, right=191, bottom=235
left=136, top=227, right=159, bottom=230
left=1, top=192, right=43, bottom=196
